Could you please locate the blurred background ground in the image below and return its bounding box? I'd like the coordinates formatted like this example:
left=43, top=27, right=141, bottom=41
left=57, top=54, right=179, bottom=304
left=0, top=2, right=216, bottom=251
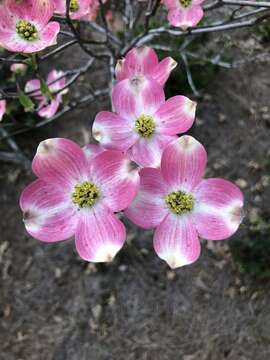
left=1, top=27, right=270, bottom=360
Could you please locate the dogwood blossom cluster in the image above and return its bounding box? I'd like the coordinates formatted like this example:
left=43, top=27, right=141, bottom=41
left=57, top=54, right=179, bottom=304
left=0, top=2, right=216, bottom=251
left=20, top=47, right=244, bottom=269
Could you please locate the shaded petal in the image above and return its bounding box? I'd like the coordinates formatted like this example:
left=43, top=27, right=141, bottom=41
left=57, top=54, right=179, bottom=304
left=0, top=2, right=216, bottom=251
left=47, top=70, right=67, bottom=94
left=192, top=178, right=244, bottom=240
left=155, top=95, right=196, bottom=135
left=130, top=134, right=177, bottom=168
left=25, top=79, right=43, bottom=99
left=0, top=100, right=7, bottom=121
left=75, top=205, right=126, bottom=262
left=153, top=214, right=201, bottom=269
left=38, top=98, right=60, bottom=118
left=90, top=150, right=140, bottom=212
left=150, top=57, right=177, bottom=87
left=125, top=168, right=168, bottom=229
left=112, top=76, right=165, bottom=119
left=20, top=179, right=77, bottom=242
left=161, top=135, right=207, bottom=191
left=83, top=143, right=105, bottom=163
left=92, top=111, right=137, bottom=151
left=32, top=138, right=88, bottom=190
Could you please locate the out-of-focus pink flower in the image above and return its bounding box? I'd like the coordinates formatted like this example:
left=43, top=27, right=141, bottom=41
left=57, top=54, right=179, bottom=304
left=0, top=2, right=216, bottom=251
left=0, top=0, right=60, bottom=53
left=0, top=100, right=6, bottom=121
left=10, top=63, right=28, bottom=74
left=25, top=70, right=68, bottom=119
left=93, top=75, right=196, bottom=167
left=164, top=0, right=205, bottom=29
left=116, top=47, right=177, bottom=87
left=54, top=0, right=92, bottom=20
left=20, top=138, right=140, bottom=263
left=125, top=135, right=244, bottom=269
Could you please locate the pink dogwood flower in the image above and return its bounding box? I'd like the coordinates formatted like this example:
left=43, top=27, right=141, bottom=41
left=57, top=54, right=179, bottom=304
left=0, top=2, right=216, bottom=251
left=93, top=75, right=196, bottom=167
left=54, top=0, right=92, bottom=20
left=25, top=70, right=68, bottom=119
left=164, top=0, right=205, bottom=29
left=0, top=100, right=6, bottom=121
left=0, top=0, right=60, bottom=53
left=125, top=135, right=244, bottom=269
left=116, top=47, right=177, bottom=87
left=20, top=138, right=140, bottom=262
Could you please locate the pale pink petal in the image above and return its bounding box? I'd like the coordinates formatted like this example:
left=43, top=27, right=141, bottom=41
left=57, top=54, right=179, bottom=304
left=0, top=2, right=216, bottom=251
left=153, top=214, right=201, bottom=269
left=130, top=134, right=177, bottom=168
left=155, top=96, right=196, bottom=135
left=75, top=204, right=126, bottom=262
left=47, top=70, right=66, bottom=93
left=192, top=178, right=244, bottom=240
left=0, top=100, right=7, bottom=121
left=25, top=79, right=42, bottom=99
left=53, top=0, right=92, bottom=20
left=125, top=168, right=168, bottom=229
left=112, top=76, right=165, bottom=118
left=38, top=98, right=60, bottom=118
left=32, top=138, right=88, bottom=190
left=20, top=179, right=77, bottom=242
left=167, top=6, right=204, bottom=29
left=161, top=136, right=207, bottom=191
left=90, top=150, right=140, bottom=212
left=163, top=0, right=179, bottom=9
left=150, top=57, right=177, bottom=87
left=92, top=111, right=137, bottom=151
left=7, top=0, right=54, bottom=27
left=83, top=144, right=105, bottom=163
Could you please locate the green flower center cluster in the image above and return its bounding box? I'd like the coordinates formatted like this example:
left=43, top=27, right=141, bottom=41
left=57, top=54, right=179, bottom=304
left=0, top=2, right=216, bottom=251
left=69, top=0, right=80, bottom=12
left=16, top=20, right=38, bottom=41
left=72, top=181, right=100, bottom=208
left=135, top=114, right=156, bottom=138
left=165, top=191, right=194, bottom=215
left=179, top=0, right=192, bottom=8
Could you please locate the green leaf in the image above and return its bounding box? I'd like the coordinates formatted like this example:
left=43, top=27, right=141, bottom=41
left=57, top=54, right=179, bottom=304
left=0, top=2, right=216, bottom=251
left=40, top=77, right=53, bottom=101
left=18, top=90, right=35, bottom=112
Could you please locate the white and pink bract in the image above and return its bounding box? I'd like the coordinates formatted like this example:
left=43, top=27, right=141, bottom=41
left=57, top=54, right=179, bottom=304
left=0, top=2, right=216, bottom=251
left=164, top=0, right=205, bottom=29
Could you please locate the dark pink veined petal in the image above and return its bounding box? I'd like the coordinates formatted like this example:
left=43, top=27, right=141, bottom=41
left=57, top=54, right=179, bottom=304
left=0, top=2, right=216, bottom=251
left=82, top=143, right=105, bottom=163
left=153, top=213, right=201, bottom=269
left=150, top=57, right=177, bottom=87
left=90, top=150, right=140, bottom=212
left=155, top=95, right=196, bottom=135
left=75, top=205, right=126, bottom=263
left=32, top=138, right=88, bottom=190
left=121, top=47, right=159, bottom=79
left=0, top=3, right=16, bottom=31
left=92, top=111, right=137, bottom=151
left=129, top=134, right=177, bottom=168
left=161, top=135, right=207, bottom=191
left=125, top=168, right=169, bottom=229
left=6, top=0, right=54, bottom=27
left=112, top=76, right=165, bottom=119
left=192, top=178, right=244, bottom=240
left=20, top=179, right=77, bottom=242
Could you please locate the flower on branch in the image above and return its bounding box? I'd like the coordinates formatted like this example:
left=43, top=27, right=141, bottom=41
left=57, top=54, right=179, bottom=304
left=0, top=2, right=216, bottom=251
left=0, top=0, right=60, bottom=53
left=125, top=135, right=244, bottom=269
left=25, top=69, right=68, bottom=119
left=164, top=0, right=205, bottom=29
left=116, top=47, right=177, bottom=87
left=20, top=138, right=140, bottom=262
